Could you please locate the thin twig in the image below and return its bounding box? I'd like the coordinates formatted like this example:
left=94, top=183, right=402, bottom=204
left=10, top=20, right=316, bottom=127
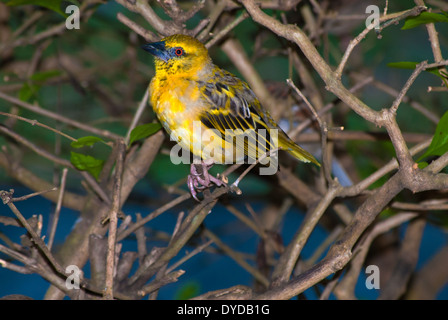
left=205, top=12, right=248, bottom=48
left=137, top=270, right=185, bottom=297
left=379, top=218, right=426, bottom=299
left=271, top=180, right=343, bottom=286
left=115, top=0, right=180, bottom=36
left=225, top=204, right=265, bottom=239
left=0, top=126, right=73, bottom=168
left=286, top=78, right=333, bottom=181
left=286, top=79, right=322, bottom=128
left=117, top=192, right=191, bottom=242
left=335, top=6, right=427, bottom=79
left=198, top=0, right=227, bottom=41
left=170, top=211, right=185, bottom=243
left=231, top=148, right=279, bottom=193
left=104, top=139, right=126, bottom=300
left=356, top=74, right=440, bottom=124
left=0, top=258, right=33, bottom=274
left=116, top=12, right=158, bottom=42
left=166, top=240, right=213, bottom=274
left=390, top=61, right=428, bottom=114
left=0, top=191, right=66, bottom=277
left=125, top=88, right=150, bottom=145
left=135, top=213, right=147, bottom=264
left=287, top=74, right=373, bottom=141
left=203, top=228, right=270, bottom=287
left=391, top=200, right=448, bottom=211
left=0, top=91, right=121, bottom=140
left=47, top=168, right=68, bottom=251
left=340, top=138, right=431, bottom=197
left=415, top=0, right=443, bottom=62
left=9, top=187, right=58, bottom=202
left=0, top=111, right=77, bottom=142
left=335, top=212, right=418, bottom=299
left=0, top=22, right=66, bottom=56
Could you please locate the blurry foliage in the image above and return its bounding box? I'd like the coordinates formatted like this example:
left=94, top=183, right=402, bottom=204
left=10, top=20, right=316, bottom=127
left=3, top=0, right=80, bottom=17
left=174, top=281, right=201, bottom=300
left=129, top=122, right=162, bottom=146
left=402, top=11, right=448, bottom=30
left=419, top=111, right=448, bottom=161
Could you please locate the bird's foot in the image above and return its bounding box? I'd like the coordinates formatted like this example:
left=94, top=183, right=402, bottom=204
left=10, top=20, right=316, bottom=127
left=187, top=161, right=227, bottom=201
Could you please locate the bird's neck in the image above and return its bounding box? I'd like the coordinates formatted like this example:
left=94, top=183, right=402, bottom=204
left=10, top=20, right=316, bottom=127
left=154, top=58, right=214, bottom=81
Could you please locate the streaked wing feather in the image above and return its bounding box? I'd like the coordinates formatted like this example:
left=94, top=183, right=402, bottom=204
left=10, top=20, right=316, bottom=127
left=198, top=70, right=274, bottom=160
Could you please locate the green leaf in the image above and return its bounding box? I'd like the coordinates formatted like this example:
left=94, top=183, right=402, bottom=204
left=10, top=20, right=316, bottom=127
left=18, top=70, right=63, bottom=102
left=5, top=0, right=79, bottom=17
left=387, top=61, right=419, bottom=69
left=418, top=111, right=448, bottom=161
left=129, top=123, right=162, bottom=146
left=71, top=136, right=105, bottom=148
left=18, top=83, right=40, bottom=102
left=174, top=282, right=200, bottom=300
left=387, top=61, right=448, bottom=82
left=70, top=151, right=104, bottom=180
left=379, top=208, right=397, bottom=219
left=418, top=161, right=428, bottom=169
left=30, top=70, right=62, bottom=82
left=402, top=11, right=448, bottom=30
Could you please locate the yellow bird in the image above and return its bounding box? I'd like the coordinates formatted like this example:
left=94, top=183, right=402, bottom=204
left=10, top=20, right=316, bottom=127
left=142, top=34, right=319, bottom=200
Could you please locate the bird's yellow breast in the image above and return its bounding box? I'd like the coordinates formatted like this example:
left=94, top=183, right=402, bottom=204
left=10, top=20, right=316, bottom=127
left=150, top=74, right=202, bottom=127
left=149, top=75, right=229, bottom=162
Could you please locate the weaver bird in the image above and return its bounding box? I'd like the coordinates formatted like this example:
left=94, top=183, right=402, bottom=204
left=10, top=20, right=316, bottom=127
left=143, top=34, right=319, bottom=200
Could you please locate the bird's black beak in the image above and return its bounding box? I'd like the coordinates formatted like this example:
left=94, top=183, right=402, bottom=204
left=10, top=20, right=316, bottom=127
left=142, top=41, right=170, bottom=62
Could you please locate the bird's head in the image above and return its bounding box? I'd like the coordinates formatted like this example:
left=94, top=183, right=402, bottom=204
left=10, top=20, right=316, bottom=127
left=142, top=34, right=212, bottom=76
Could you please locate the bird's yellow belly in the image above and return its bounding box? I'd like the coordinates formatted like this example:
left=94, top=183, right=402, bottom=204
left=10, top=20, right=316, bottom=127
left=152, top=87, right=230, bottom=164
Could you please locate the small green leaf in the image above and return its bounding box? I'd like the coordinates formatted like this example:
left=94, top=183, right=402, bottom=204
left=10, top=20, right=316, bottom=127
left=30, top=70, right=62, bottom=82
left=71, top=136, right=105, bottom=148
left=379, top=208, right=397, bottom=219
left=18, top=83, right=40, bottom=102
left=174, top=282, right=200, bottom=300
left=129, top=123, right=162, bottom=145
left=402, top=11, right=448, bottom=30
left=387, top=61, right=448, bottom=82
left=70, top=151, right=104, bottom=180
left=18, top=70, right=63, bottom=102
left=418, top=111, right=448, bottom=161
left=418, top=161, right=428, bottom=169
left=387, top=61, right=419, bottom=69
left=5, top=0, right=80, bottom=17
left=6, top=0, right=64, bottom=16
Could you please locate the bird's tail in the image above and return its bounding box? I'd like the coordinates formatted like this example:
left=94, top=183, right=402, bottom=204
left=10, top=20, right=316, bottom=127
left=278, top=133, right=320, bottom=166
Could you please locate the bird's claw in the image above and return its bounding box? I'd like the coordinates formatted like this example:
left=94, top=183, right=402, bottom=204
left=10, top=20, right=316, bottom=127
left=188, top=162, right=227, bottom=201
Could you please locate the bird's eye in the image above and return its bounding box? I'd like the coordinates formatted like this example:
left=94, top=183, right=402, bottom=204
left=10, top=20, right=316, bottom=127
left=174, top=48, right=184, bottom=56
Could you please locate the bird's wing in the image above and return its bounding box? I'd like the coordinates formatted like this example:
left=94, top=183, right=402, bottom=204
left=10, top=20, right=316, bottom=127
left=197, top=69, right=277, bottom=161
